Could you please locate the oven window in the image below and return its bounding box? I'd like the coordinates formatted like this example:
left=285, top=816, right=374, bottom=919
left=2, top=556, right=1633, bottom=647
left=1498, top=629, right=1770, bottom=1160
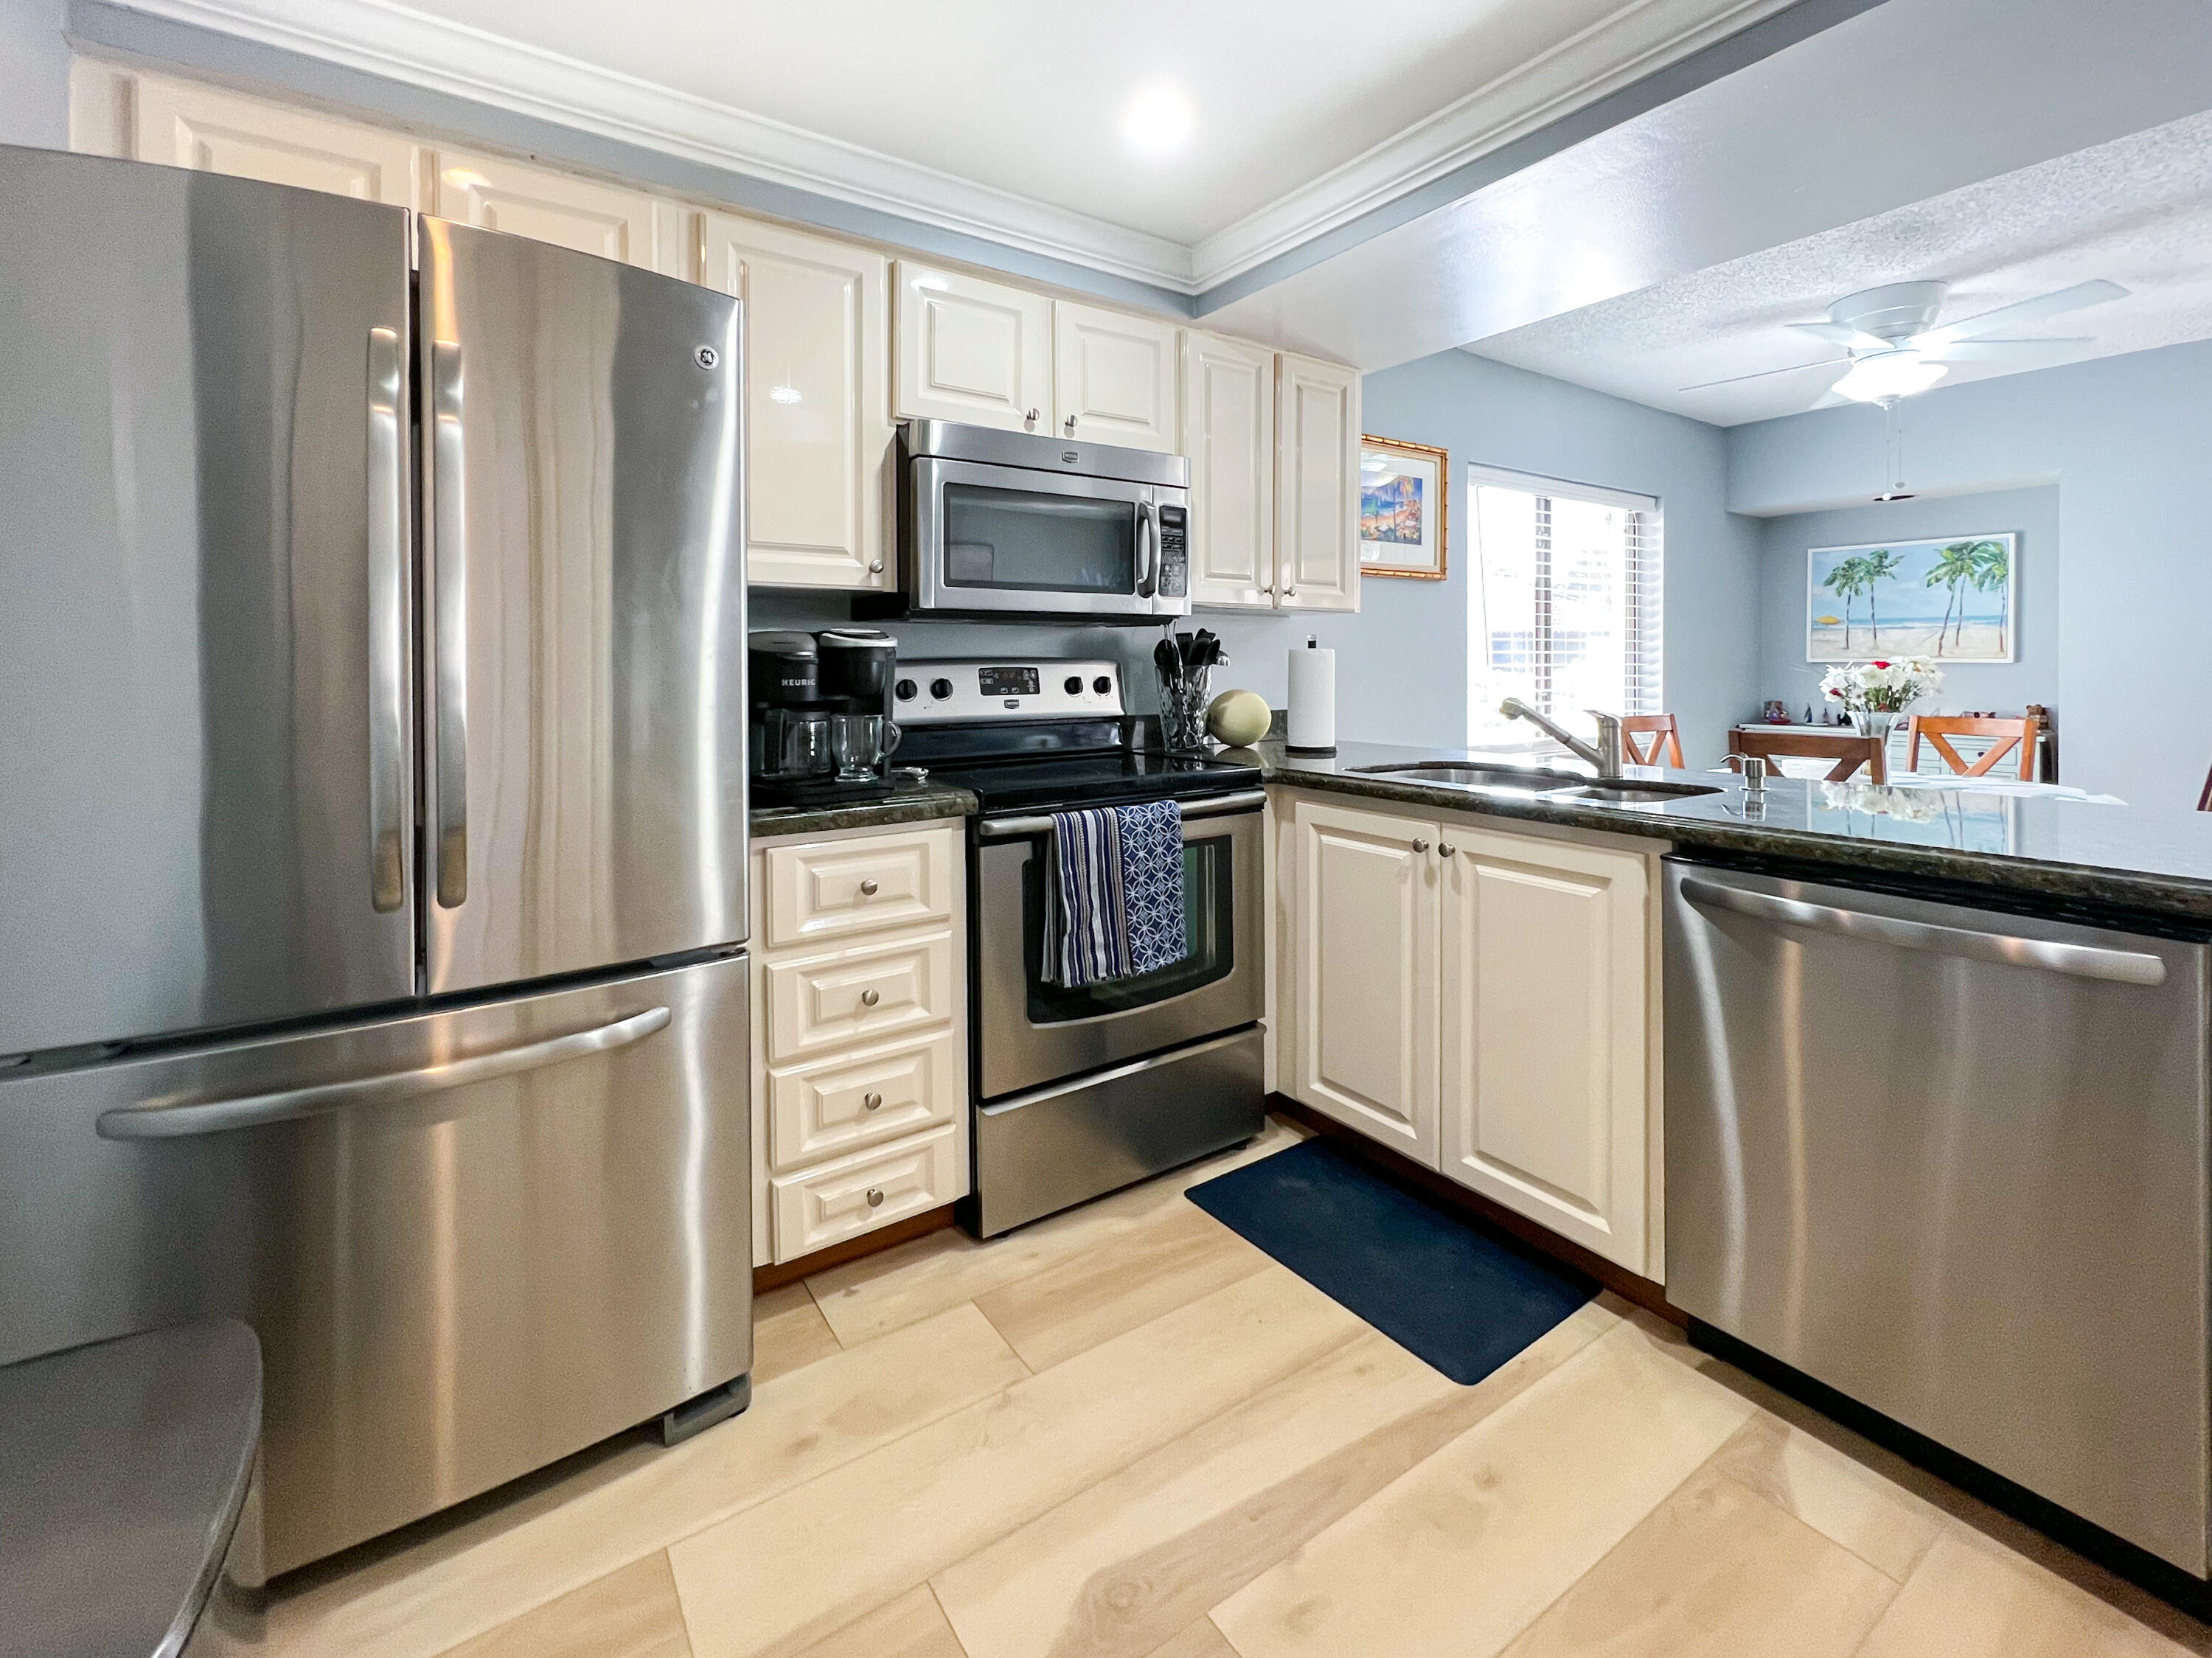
left=945, top=483, right=1137, bottom=593
left=1025, top=832, right=1235, bottom=1020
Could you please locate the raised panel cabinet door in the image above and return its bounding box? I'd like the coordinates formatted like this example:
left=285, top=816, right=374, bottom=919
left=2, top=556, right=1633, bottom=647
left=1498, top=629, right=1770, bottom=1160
left=1180, top=330, right=1277, bottom=608
left=1292, top=798, right=1440, bottom=1165
left=706, top=214, right=892, bottom=588
left=1275, top=352, right=1362, bottom=613
left=893, top=262, right=1053, bottom=432
left=1052, top=301, right=1178, bottom=451
left=429, top=148, right=695, bottom=276
left=123, top=72, right=423, bottom=206
left=1439, top=829, right=1650, bottom=1272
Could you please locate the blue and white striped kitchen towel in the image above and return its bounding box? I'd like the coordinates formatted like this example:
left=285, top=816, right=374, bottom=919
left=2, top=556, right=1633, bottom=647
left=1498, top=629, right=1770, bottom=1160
left=1043, top=799, right=1189, bottom=986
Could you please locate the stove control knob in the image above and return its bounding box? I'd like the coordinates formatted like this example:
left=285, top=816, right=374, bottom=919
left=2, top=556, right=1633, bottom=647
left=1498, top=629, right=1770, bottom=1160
left=894, top=678, right=917, bottom=701
left=1092, top=675, right=1112, bottom=694
left=1064, top=675, right=1084, bottom=695
left=930, top=677, right=955, bottom=700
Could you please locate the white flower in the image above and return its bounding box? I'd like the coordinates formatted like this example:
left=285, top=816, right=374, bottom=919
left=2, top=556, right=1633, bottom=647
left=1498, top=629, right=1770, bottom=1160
left=1818, top=658, right=1943, bottom=713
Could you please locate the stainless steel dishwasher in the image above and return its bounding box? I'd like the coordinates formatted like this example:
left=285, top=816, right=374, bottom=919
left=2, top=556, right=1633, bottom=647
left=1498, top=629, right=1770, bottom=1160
left=1665, top=859, right=2211, bottom=1577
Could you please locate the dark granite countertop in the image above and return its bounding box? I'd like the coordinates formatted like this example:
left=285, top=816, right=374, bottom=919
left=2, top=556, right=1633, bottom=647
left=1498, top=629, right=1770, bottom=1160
left=1259, top=738, right=2212, bottom=924
left=748, top=779, right=978, bottom=840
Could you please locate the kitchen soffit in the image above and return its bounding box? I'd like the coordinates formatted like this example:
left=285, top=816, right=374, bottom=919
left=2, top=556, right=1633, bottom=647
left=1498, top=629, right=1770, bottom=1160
left=82, top=0, right=1807, bottom=292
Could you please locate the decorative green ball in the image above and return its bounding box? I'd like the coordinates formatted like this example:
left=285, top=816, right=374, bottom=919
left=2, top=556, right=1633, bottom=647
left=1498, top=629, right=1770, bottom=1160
left=1206, top=688, right=1271, bottom=748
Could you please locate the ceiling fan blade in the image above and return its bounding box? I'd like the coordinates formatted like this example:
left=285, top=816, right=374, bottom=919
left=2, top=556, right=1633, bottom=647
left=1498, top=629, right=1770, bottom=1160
left=1788, top=321, right=1884, bottom=347
left=1680, top=358, right=1849, bottom=392
left=1916, top=280, right=2127, bottom=348
left=1933, top=337, right=2093, bottom=361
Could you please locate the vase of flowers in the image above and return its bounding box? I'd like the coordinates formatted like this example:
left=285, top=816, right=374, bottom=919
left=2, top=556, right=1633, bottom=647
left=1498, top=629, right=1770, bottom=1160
left=1820, top=658, right=1941, bottom=745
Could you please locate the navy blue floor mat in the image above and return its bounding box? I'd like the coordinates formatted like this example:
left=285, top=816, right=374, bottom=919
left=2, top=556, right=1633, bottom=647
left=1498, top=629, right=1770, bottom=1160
left=1187, top=1136, right=1596, bottom=1385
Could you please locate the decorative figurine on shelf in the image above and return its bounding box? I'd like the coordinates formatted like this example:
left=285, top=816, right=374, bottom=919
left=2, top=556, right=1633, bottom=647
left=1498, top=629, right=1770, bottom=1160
left=1762, top=700, right=1791, bottom=725
left=1804, top=704, right=1815, bottom=725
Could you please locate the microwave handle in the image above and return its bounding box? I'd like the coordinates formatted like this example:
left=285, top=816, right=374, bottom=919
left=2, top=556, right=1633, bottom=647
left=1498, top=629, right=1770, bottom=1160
left=1136, top=498, right=1158, bottom=599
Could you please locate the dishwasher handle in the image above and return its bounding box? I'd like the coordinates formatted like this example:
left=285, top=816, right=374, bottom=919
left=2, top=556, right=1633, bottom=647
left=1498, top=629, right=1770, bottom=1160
left=1679, top=876, right=2168, bottom=987
left=95, top=1006, right=673, bottom=1140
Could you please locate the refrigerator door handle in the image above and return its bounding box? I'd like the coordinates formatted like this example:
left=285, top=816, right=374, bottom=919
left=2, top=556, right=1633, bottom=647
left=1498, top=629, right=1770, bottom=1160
left=366, top=326, right=408, bottom=914
left=430, top=336, right=470, bottom=910
left=94, top=1006, right=672, bottom=1140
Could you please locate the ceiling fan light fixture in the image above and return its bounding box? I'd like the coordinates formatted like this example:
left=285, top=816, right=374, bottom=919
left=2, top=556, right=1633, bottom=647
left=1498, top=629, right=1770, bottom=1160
left=1834, top=349, right=1948, bottom=404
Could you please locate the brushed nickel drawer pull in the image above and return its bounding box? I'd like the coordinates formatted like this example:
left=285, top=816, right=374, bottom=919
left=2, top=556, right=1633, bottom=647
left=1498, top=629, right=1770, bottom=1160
left=1439, top=843, right=1456, bottom=857
left=859, top=878, right=880, bottom=896
left=862, top=1091, right=883, bottom=1111
left=860, top=988, right=881, bottom=1007
left=866, top=1187, right=886, bottom=1208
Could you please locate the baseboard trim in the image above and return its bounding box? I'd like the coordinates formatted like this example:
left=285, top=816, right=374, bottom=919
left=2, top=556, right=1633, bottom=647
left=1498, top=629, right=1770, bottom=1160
left=1265, top=1094, right=1683, bottom=1327
left=752, top=1203, right=959, bottom=1293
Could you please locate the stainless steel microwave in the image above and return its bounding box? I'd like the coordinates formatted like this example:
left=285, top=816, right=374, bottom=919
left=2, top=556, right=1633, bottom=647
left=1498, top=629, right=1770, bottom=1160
left=869, top=419, right=1192, bottom=623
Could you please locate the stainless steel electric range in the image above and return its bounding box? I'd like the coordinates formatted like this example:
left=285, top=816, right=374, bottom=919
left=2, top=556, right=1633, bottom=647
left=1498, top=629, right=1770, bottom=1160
left=894, top=659, right=1267, bottom=1235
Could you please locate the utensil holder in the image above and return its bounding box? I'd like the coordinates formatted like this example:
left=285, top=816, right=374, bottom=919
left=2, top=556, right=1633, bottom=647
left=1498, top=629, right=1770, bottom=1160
left=1158, top=666, right=1214, bottom=753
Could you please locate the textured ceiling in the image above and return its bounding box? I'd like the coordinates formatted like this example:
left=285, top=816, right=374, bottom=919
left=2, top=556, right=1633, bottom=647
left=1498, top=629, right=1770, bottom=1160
left=1465, top=108, right=2212, bottom=425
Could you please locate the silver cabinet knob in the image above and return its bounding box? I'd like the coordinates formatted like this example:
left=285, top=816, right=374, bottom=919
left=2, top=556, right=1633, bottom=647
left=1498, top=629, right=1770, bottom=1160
left=860, top=988, right=880, bottom=1007
left=1438, top=843, right=1455, bottom=857
left=1260, top=584, right=1274, bottom=596
left=1283, top=586, right=1298, bottom=597
left=859, top=878, right=880, bottom=896
left=1064, top=415, right=1077, bottom=436
left=1024, top=407, right=1040, bottom=428
left=866, top=1187, right=886, bottom=1208
left=862, top=1091, right=883, bottom=1112
left=868, top=559, right=884, bottom=574
left=1410, top=838, right=1430, bottom=854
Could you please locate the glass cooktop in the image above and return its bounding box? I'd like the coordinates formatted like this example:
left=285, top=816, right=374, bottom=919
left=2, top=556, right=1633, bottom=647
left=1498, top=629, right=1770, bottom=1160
left=926, top=748, right=1262, bottom=814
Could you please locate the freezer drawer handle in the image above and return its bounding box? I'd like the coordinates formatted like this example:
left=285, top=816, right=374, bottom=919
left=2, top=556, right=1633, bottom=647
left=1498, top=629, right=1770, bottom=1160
left=366, top=326, right=408, bottom=914
left=430, top=336, right=470, bottom=910
left=1679, top=877, right=2167, bottom=986
left=94, top=1006, right=673, bottom=1140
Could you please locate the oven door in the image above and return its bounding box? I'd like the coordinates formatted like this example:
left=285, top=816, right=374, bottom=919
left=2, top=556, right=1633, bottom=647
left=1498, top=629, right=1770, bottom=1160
left=909, top=456, right=1181, bottom=619
left=975, top=794, right=1265, bottom=1098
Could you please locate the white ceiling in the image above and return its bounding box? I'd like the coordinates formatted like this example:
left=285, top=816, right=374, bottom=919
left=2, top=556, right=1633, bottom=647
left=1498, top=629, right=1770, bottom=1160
left=112, top=0, right=1801, bottom=289
left=1467, top=108, right=2212, bottom=426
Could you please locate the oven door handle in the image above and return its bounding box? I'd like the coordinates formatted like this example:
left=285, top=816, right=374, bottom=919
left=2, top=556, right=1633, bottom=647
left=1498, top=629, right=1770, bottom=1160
left=976, top=789, right=1266, bottom=840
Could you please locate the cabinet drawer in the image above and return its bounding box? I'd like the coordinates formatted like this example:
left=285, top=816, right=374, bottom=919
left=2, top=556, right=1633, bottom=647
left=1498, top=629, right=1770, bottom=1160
left=765, top=930, right=955, bottom=1064
left=768, top=1028, right=959, bottom=1172
left=772, top=1124, right=962, bottom=1260
left=764, top=829, right=955, bottom=949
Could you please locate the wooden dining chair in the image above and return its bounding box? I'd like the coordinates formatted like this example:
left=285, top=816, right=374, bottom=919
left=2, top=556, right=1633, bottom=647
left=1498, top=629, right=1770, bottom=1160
left=1906, top=713, right=2043, bottom=781
left=1621, top=713, right=1686, bottom=768
left=1728, top=726, right=1888, bottom=784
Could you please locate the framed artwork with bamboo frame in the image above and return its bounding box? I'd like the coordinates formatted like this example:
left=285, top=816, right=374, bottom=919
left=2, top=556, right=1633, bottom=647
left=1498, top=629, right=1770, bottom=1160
left=1357, top=435, right=1449, bottom=579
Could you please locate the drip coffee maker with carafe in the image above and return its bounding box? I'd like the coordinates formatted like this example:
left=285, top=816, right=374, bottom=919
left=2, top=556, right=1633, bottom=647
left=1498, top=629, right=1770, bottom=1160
left=748, top=627, right=905, bottom=805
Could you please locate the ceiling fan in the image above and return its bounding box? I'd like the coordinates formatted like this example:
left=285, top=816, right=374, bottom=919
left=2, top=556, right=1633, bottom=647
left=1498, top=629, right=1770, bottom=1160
left=1683, top=277, right=2128, bottom=405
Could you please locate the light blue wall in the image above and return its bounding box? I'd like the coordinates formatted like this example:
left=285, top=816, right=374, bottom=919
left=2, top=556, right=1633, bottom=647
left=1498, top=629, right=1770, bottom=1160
left=1753, top=486, right=2059, bottom=721
left=1, top=0, right=71, bottom=150
left=762, top=349, right=1762, bottom=762
left=1730, top=341, right=2212, bottom=806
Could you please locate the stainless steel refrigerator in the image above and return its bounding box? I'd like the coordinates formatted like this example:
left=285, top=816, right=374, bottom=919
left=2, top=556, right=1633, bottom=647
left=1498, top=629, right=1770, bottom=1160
left=0, top=145, right=752, bottom=1578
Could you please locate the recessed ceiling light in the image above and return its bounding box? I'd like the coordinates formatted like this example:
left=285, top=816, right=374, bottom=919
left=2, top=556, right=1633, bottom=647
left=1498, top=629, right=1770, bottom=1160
left=1122, top=86, right=1194, bottom=157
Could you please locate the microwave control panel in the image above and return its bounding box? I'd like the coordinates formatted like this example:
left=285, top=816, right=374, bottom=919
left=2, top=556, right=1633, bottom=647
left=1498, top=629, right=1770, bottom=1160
left=1156, top=505, right=1188, bottom=599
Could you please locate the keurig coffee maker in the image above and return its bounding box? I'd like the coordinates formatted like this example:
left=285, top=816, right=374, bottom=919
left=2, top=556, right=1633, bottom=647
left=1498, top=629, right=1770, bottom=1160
left=748, top=627, right=904, bottom=805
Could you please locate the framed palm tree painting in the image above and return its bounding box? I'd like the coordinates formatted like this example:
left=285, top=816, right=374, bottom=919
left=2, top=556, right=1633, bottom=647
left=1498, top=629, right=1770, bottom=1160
left=1807, top=534, right=2016, bottom=662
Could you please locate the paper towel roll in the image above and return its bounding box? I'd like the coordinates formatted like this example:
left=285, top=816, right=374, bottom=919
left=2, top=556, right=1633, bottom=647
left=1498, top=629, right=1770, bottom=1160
left=1287, top=637, right=1335, bottom=754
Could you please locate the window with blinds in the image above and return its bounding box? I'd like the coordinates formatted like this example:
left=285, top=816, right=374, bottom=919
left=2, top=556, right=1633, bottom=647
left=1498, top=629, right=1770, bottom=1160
left=1467, top=465, right=1662, bottom=747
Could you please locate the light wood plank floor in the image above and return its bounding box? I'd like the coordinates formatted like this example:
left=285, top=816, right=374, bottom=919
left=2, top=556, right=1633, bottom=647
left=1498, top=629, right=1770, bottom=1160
left=240, top=1118, right=2211, bottom=1658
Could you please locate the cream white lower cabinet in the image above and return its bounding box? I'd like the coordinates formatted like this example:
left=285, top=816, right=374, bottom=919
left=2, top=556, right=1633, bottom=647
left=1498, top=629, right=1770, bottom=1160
left=750, top=819, right=969, bottom=1266
left=1285, top=791, right=1660, bottom=1275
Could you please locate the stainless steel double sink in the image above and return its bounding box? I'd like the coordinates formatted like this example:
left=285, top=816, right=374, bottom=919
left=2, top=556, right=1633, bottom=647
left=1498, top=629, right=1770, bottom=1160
left=1349, top=760, right=1723, bottom=805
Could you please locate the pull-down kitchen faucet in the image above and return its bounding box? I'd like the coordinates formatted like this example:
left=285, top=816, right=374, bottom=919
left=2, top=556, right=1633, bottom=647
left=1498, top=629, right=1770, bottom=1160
left=1499, top=697, right=1624, bottom=777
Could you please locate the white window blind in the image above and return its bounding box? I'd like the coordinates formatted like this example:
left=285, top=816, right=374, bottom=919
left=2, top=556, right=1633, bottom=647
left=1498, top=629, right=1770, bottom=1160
left=1467, top=464, right=1662, bottom=746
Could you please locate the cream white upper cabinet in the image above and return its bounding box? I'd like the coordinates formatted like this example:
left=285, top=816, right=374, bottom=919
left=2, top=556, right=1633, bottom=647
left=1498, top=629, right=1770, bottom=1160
left=1052, top=302, right=1178, bottom=452
left=1291, top=796, right=1440, bottom=1164
left=893, top=262, right=1053, bottom=433
left=1275, top=352, right=1362, bottom=613
left=83, top=67, right=423, bottom=206
left=1438, top=829, right=1651, bottom=1272
left=428, top=148, right=695, bottom=278
left=1180, top=330, right=1277, bottom=607
left=705, top=214, right=893, bottom=590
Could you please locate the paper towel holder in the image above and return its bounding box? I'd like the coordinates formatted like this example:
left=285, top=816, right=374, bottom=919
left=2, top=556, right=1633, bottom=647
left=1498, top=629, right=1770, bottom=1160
left=1286, top=635, right=1338, bottom=757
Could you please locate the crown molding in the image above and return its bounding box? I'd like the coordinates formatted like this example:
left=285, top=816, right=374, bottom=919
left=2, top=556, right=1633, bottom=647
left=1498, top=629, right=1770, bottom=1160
left=1189, top=0, right=1806, bottom=290
left=88, top=0, right=1198, bottom=290
left=89, top=0, right=1806, bottom=301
